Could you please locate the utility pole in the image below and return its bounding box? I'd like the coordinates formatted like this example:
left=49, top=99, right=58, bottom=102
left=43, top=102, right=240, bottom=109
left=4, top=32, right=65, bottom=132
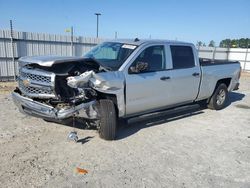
left=10, top=20, right=16, bottom=80
left=95, top=13, right=101, bottom=38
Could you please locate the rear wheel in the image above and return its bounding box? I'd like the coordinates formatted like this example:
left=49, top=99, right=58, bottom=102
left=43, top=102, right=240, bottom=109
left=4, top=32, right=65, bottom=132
left=208, top=83, right=228, bottom=110
left=98, top=99, right=117, bottom=140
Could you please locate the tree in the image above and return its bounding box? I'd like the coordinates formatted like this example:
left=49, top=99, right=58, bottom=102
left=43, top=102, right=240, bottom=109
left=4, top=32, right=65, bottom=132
left=196, top=41, right=203, bottom=47
left=219, top=38, right=250, bottom=48
left=247, top=38, right=250, bottom=48
left=219, top=40, right=225, bottom=47
left=208, top=40, right=215, bottom=47
left=219, top=39, right=231, bottom=48
left=239, top=38, right=250, bottom=48
left=239, top=38, right=247, bottom=48
left=231, top=39, right=238, bottom=48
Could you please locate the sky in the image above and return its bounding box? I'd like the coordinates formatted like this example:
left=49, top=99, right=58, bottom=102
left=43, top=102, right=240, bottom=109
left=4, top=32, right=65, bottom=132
left=0, top=0, right=249, bottom=45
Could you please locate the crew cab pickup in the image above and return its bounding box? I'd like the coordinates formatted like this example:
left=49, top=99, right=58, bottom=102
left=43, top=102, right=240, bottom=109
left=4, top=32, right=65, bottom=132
left=12, top=39, right=241, bottom=140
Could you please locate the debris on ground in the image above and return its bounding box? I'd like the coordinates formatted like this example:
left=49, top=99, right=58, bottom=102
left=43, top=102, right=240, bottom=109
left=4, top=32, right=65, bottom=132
left=67, top=131, right=78, bottom=142
left=76, top=167, right=88, bottom=175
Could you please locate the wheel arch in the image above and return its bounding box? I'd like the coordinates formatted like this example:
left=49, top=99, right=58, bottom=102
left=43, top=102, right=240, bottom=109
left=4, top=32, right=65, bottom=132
left=96, top=92, right=119, bottom=116
left=207, top=77, right=231, bottom=103
left=215, top=77, right=232, bottom=89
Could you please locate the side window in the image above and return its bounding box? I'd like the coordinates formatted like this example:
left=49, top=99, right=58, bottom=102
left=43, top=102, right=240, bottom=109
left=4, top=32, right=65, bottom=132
left=170, top=46, right=195, bottom=69
left=131, top=45, right=165, bottom=72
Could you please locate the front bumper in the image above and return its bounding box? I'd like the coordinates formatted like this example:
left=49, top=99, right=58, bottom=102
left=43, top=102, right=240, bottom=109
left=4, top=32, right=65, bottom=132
left=12, top=90, right=98, bottom=120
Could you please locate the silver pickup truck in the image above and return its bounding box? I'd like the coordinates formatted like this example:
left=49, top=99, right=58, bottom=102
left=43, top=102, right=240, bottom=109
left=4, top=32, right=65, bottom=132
left=12, top=39, right=241, bottom=140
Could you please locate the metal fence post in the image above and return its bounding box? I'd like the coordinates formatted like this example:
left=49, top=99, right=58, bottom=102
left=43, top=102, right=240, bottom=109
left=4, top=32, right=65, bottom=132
left=10, top=20, right=16, bottom=80
left=197, top=45, right=200, bottom=57
left=3, top=30, right=9, bottom=78
left=71, top=26, right=73, bottom=56
left=227, top=48, right=230, bottom=61
left=212, top=47, right=216, bottom=61
left=243, top=46, right=249, bottom=71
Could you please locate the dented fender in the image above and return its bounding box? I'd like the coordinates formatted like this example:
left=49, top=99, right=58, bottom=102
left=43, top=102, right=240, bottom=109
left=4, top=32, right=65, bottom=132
left=67, top=71, right=126, bottom=117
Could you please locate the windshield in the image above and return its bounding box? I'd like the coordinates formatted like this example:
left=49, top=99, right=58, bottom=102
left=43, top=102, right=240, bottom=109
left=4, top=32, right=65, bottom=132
left=84, top=42, right=137, bottom=71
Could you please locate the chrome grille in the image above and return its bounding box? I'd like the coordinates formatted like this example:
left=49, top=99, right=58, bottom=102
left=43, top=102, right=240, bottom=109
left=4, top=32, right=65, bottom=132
left=18, top=67, right=55, bottom=98
left=19, top=80, right=53, bottom=95
left=20, top=72, right=51, bottom=84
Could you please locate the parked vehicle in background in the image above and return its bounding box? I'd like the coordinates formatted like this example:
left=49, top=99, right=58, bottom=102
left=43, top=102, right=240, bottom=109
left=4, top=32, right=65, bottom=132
left=12, top=39, right=241, bottom=140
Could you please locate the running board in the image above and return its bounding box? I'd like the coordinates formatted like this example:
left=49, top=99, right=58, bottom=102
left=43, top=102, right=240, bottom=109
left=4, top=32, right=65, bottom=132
left=127, top=103, right=200, bottom=124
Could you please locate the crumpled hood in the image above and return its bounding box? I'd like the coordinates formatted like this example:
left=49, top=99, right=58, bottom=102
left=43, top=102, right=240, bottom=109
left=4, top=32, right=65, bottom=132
left=67, top=71, right=125, bottom=91
left=18, top=56, right=87, bottom=67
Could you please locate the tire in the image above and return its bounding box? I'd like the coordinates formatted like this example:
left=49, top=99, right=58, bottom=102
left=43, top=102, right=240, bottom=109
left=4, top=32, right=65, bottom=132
left=208, top=83, right=228, bottom=110
left=98, top=99, right=117, bottom=140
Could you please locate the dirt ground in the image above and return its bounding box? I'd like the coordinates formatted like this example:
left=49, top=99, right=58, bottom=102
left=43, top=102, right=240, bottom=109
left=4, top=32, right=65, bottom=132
left=0, top=73, right=250, bottom=188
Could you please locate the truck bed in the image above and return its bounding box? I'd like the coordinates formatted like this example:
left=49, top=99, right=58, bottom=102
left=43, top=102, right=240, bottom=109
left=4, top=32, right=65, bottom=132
left=199, top=58, right=239, bottom=66
left=197, top=59, right=241, bottom=101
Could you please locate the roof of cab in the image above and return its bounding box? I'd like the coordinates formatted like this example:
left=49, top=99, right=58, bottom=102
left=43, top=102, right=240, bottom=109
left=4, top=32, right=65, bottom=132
left=108, top=39, right=193, bottom=46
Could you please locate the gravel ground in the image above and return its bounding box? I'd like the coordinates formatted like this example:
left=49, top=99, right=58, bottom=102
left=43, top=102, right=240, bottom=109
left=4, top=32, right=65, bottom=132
left=0, top=74, right=250, bottom=188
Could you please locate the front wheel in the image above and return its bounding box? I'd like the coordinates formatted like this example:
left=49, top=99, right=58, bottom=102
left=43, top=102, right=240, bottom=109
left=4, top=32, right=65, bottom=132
left=208, top=83, right=228, bottom=110
left=98, top=99, right=117, bottom=140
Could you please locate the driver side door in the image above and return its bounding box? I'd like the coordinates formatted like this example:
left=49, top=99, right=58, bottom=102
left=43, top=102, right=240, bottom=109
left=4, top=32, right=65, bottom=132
left=125, top=45, right=171, bottom=116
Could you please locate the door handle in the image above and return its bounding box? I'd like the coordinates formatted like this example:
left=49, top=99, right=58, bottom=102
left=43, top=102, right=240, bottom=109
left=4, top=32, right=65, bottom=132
left=160, top=76, right=171, bottom=81
left=192, top=72, right=200, bottom=77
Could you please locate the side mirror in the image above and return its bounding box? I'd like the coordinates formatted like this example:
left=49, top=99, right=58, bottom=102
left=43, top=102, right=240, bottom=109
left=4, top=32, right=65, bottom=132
left=129, top=62, right=148, bottom=73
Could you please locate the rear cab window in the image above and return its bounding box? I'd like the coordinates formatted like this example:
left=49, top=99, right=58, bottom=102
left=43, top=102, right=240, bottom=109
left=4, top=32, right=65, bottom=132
left=170, top=46, right=195, bottom=69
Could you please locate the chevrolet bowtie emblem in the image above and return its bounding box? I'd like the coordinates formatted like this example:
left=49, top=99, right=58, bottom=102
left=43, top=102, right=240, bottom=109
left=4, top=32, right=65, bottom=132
left=23, top=79, right=30, bottom=87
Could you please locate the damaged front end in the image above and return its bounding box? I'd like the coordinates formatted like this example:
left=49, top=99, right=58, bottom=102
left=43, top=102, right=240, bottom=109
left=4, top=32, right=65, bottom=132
left=12, top=56, right=125, bottom=122
left=67, top=70, right=126, bottom=117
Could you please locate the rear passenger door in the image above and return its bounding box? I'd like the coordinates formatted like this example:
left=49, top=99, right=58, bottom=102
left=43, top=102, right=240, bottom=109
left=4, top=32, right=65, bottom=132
left=167, top=45, right=201, bottom=105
